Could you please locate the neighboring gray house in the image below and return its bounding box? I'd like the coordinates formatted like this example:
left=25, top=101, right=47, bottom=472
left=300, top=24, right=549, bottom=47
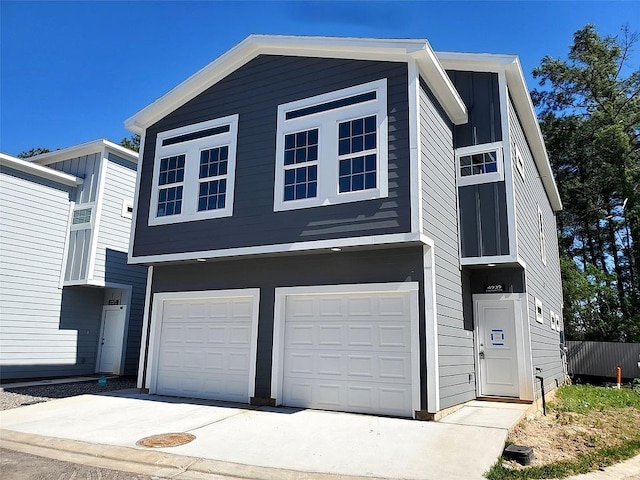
left=0, top=140, right=147, bottom=380
left=125, top=35, right=565, bottom=419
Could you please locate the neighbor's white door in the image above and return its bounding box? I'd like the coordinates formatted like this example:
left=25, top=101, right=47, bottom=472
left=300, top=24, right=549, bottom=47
left=97, top=305, right=126, bottom=374
left=282, top=291, right=414, bottom=417
left=475, top=299, right=519, bottom=397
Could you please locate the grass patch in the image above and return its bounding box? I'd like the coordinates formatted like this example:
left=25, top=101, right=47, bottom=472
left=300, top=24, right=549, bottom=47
left=551, top=384, right=640, bottom=414
left=485, top=384, right=640, bottom=479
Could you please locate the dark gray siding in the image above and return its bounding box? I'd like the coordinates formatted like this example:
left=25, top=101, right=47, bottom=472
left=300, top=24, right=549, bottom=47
left=509, top=97, right=565, bottom=395
left=149, top=247, right=427, bottom=406
left=104, top=249, right=147, bottom=376
left=446, top=71, right=502, bottom=148
left=419, top=79, right=475, bottom=409
left=134, top=55, right=411, bottom=258
left=459, top=182, right=510, bottom=258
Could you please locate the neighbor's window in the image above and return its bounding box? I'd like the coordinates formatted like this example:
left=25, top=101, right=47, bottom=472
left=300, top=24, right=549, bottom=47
left=149, top=115, right=238, bottom=226
left=274, top=79, right=388, bottom=211
left=455, top=141, right=504, bottom=187
left=535, top=298, right=544, bottom=324
left=513, top=142, right=525, bottom=180
left=538, top=206, right=547, bottom=266
left=72, top=208, right=92, bottom=225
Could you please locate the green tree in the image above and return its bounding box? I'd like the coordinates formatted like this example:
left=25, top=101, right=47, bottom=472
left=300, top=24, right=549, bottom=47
left=120, top=134, right=140, bottom=152
left=533, top=25, right=640, bottom=341
left=17, top=147, right=50, bottom=158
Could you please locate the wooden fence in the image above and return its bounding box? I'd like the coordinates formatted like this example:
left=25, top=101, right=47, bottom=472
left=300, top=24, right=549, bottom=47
left=566, top=341, right=640, bottom=379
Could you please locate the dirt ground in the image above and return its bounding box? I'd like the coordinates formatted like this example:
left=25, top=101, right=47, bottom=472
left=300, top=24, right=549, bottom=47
left=507, top=400, right=640, bottom=467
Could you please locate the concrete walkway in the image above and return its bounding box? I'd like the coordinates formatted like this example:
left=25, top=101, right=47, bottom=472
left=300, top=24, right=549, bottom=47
left=1, top=390, right=527, bottom=480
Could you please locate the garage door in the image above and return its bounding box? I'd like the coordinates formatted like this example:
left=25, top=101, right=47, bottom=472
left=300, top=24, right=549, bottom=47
left=153, top=291, right=258, bottom=403
left=281, top=289, right=415, bottom=417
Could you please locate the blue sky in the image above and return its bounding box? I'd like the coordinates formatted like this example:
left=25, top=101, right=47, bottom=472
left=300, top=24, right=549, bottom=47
left=1, top=1, right=638, bottom=156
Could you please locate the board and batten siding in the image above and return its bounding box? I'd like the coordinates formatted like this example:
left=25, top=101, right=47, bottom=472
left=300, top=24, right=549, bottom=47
left=419, top=79, right=475, bottom=409
left=133, top=55, right=411, bottom=258
left=48, top=153, right=102, bottom=283
left=0, top=166, right=78, bottom=377
left=446, top=71, right=502, bottom=149
left=92, top=155, right=147, bottom=375
left=509, top=97, right=565, bottom=395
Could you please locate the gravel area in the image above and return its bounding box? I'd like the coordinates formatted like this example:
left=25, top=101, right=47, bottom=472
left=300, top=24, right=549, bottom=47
left=0, top=377, right=137, bottom=411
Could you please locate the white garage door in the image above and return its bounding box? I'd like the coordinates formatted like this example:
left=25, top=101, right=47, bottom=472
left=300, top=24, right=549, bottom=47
left=282, top=290, right=414, bottom=417
left=153, top=291, right=258, bottom=403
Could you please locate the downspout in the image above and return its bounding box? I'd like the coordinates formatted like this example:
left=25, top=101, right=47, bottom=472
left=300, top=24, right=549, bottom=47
left=535, top=367, right=546, bottom=415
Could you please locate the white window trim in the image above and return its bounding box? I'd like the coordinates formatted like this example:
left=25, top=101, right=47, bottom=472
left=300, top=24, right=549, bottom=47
left=513, top=142, right=525, bottom=181
left=149, top=115, right=238, bottom=226
left=70, top=203, right=95, bottom=231
left=538, top=205, right=547, bottom=266
left=535, top=297, right=544, bottom=324
left=274, top=79, right=388, bottom=212
left=550, top=310, right=556, bottom=331
left=121, top=198, right=134, bottom=219
left=455, top=141, right=504, bottom=187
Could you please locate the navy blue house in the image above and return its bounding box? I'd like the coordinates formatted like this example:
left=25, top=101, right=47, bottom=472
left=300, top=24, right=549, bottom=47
left=125, top=36, right=565, bottom=418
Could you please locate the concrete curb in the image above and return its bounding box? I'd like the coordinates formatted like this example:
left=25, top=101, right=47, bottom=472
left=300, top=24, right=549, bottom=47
left=0, top=429, right=396, bottom=480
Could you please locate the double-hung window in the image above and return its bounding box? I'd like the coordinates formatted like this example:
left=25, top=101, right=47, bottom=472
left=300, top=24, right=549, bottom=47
left=274, top=79, right=388, bottom=211
left=455, top=141, right=504, bottom=187
left=149, top=115, right=238, bottom=226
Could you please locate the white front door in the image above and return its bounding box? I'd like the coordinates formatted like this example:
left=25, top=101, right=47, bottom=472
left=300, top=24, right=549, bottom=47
left=97, top=305, right=126, bottom=374
left=475, top=298, right=520, bottom=397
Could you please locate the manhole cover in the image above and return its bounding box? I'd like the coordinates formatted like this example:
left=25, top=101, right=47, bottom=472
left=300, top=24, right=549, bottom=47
left=136, top=432, right=195, bottom=448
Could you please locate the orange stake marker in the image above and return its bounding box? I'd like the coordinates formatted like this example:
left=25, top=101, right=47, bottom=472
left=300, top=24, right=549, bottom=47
left=616, top=365, right=622, bottom=389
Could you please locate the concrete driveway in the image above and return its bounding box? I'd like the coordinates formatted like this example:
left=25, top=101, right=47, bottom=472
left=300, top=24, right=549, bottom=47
left=0, top=390, right=528, bottom=480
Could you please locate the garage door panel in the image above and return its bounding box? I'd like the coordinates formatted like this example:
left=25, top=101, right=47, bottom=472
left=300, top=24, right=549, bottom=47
left=155, top=294, right=256, bottom=403
left=285, top=324, right=409, bottom=352
left=282, top=290, right=414, bottom=417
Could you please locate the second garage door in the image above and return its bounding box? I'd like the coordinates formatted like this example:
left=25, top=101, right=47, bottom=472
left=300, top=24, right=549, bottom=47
left=281, top=288, right=416, bottom=417
left=152, top=290, right=258, bottom=403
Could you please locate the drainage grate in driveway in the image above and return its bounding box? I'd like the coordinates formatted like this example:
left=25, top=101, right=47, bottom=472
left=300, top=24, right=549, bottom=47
left=136, top=432, right=195, bottom=448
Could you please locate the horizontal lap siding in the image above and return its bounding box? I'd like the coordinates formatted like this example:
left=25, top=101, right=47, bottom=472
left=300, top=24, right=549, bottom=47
left=134, top=56, right=411, bottom=258
left=509, top=98, right=565, bottom=395
left=0, top=168, right=77, bottom=378
left=419, top=79, right=475, bottom=409
left=150, top=247, right=425, bottom=400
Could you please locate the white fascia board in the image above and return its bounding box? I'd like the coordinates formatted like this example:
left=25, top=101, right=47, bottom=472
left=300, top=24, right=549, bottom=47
left=125, top=34, right=467, bottom=133
left=436, top=52, right=563, bottom=212
left=412, top=44, right=467, bottom=125
left=29, top=139, right=138, bottom=166
left=104, top=142, right=140, bottom=164
left=129, top=232, right=426, bottom=265
left=504, top=60, right=562, bottom=212
left=0, top=152, right=82, bottom=186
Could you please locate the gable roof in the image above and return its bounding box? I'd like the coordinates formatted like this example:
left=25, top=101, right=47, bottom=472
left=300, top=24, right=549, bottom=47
left=28, top=139, right=138, bottom=166
left=125, top=34, right=468, bottom=133
left=436, top=52, right=562, bottom=212
left=0, top=152, right=81, bottom=187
